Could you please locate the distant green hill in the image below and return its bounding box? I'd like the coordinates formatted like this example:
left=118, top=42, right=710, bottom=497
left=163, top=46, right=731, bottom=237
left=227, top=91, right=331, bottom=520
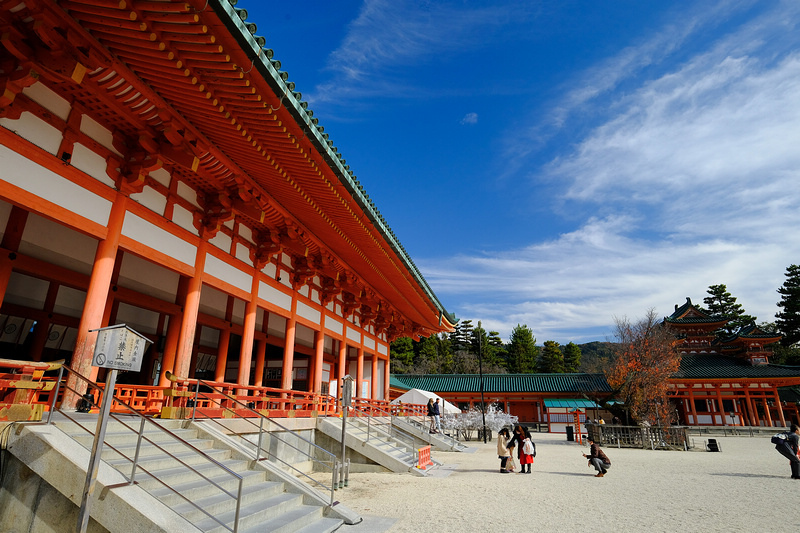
left=578, top=341, right=616, bottom=373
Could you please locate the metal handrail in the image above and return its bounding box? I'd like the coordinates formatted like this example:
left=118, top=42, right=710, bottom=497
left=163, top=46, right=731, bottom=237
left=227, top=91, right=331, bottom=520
left=179, top=376, right=339, bottom=506
left=350, top=400, right=418, bottom=450
left=44, top=366, right=245, bottom=533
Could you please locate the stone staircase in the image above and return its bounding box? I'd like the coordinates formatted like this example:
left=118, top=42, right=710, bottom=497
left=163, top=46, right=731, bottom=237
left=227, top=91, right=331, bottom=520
left=317, top=415, right=440, bottom=476
left=391, top=415, right=471, bottom=452
left=52, top=415, right=347, bottom=533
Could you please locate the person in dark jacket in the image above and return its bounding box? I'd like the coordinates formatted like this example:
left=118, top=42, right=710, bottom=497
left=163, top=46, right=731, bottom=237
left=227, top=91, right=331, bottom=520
left=432, top=398, right=442, bottom=433
left=426, top=398, right=436, bottom=433
left=583, top=437, right=611, bottom=477
left=774, top=423, right=800, bottom=479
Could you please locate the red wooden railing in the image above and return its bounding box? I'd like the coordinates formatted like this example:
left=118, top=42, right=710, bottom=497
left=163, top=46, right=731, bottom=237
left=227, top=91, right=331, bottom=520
left=0, top=358, right=63, bottom=421
left=0, top=358, right=427, bottom=422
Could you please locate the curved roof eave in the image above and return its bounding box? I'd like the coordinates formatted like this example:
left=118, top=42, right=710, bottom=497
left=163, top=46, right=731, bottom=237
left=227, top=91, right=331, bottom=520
left=208, top=0, right=453, bottom=325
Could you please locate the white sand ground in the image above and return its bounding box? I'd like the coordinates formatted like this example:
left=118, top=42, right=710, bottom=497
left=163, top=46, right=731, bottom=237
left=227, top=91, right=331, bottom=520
left=340, top=432, right=800, bottom=533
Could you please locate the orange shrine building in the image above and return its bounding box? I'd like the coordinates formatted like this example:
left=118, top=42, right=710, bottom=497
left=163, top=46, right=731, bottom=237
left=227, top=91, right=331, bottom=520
left=0, top=0, right=455, bottom=403
left=388, top=298, right=800, bottom=430
left=665, top=298, right=800, bottom=427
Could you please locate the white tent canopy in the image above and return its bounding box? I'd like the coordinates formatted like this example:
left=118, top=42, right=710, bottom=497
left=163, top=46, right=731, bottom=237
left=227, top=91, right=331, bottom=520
left=390, top=388, right=461, bottom=414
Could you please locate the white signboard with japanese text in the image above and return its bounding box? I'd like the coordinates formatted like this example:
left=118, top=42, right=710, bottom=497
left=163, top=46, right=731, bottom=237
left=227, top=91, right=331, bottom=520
left=91, top=325, right=150, bottom=372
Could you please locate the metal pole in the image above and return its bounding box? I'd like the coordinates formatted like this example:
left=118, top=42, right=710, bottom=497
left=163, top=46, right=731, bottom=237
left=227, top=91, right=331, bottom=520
left=339, top=378, right=351, bottom=488
left=478, top=321, right=487, bottom=444
left=77, top=368, right=118, bottom=533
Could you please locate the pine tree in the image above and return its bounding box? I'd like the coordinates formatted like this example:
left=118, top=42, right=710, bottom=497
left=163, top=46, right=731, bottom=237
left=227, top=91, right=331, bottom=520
left=390, top=337, right=414, bottom=373
left=563, top=342, right=582, bottom=373
left=507, top=324, right=538, bottom=373
left=776, top=264, right=800, bottom=346
left=539, top=340, right=565, bottom=373
left=703, top=284, right=756, bottom=337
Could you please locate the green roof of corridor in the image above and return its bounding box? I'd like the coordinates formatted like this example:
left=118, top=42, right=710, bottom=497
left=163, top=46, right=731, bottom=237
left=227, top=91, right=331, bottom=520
left=390, top=373, right=612, bottom=394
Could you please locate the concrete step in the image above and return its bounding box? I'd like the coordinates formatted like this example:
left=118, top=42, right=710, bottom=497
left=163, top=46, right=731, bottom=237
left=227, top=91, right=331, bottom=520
left=172, top=479, right=292, bottom=520
left=204, top=499, right=332, bottom=533
left=104, top=446, right=233, bottom=473
left=291, top=516, right=344, bottom=533
left=151, top=475, right=281, bottom=507
left=192, top=491, right=302, bottom=531
left=132, top=457, right=256, bottom=489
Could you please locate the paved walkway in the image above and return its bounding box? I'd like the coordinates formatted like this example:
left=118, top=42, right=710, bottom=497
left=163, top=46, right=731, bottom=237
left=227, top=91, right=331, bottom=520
left=340, top=432, right=800, bottom=532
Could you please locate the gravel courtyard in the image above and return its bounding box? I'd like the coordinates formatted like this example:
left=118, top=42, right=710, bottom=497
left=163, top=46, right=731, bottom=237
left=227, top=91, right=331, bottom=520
left=341, top=431, right=800, bottom=533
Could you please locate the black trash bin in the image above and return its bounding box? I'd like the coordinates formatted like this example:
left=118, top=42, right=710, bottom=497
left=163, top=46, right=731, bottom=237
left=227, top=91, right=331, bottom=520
left=566, top=425, right=574, bottom=441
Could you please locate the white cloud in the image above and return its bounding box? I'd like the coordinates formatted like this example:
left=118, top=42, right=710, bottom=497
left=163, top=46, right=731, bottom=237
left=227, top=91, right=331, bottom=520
left=460, top=112, right=478, bottom=125
left=309, top=0, right=526, bottom=104
left=423, top=3, right=800, bottom=343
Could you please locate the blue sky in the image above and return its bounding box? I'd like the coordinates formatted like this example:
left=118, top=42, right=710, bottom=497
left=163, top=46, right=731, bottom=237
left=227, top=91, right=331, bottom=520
left=251, top=0, right=800, bottom=344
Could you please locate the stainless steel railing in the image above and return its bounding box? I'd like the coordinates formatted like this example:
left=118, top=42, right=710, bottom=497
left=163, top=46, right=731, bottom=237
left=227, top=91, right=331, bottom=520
left=45, top=366, right=245, bottom=532
left=184, top=377, right=340, bottom=506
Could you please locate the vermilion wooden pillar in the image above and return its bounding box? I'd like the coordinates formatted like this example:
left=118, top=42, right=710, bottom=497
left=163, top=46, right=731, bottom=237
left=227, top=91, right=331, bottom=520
left=158, top=278, right=186, bottom=386
left=281, top=316, right=297, bottom=390
left=371, top=354, right=378, bottom=399
left=72, top=193, right=128, bottom=381
left=356, top=346, right=364, bottom=398
left=775, top=389, right=787, bottom=426
left=238, top=274, right=259, bottom=387
left=338, top=339, right=347, bottom=384
left=253, top=338, right=266, bottom=387
left=383, top=358, right=390, bottom=401
left=214, top=330, right=231, bottom=382
left=174, top=238, right=208, bottom=378
left=312, top=330, right=324, bottom=393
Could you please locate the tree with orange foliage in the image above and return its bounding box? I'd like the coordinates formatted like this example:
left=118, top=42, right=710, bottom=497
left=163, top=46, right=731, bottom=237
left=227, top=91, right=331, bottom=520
left=606, top=308, right=681, bottom=426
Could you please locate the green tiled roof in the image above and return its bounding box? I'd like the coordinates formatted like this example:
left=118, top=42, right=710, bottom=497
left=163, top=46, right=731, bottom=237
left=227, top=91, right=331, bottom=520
left=779, top=386, right=800, bottom=403
left=390, top=373, right=611, bottom=394
left=543, top=399, right=598, bottom=409
left=675, top=353, right=800, bottom=380
left=664, top=297, right=726, bottom=325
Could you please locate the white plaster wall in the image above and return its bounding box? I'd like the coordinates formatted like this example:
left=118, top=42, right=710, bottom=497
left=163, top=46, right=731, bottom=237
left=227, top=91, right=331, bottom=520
left=121, top=212, right=196, bottom=267
left=363, top=336, right=375, bottom=350
left=231, top=298, right=245, bottom=326
left=204, top=254, right=251, bottom=293
left=209, top=230, right=231, bottom=253
left=234, top=242, right=250, bottom=264
left=259, top=281, right=291, bottom=311
left=294, top=323, right=314, bottom=348
left=0, top=144, right=112, bottom=226
left=171, top=203, right=197, bottom=236
left=346, top=326, right=360, bottom=343
left=22, top=82, right=71, bottom=121
left=70, top=143, right=116, bottom=187
left=199, top=284, right=228, bottom=321
left=5, top=272, right=48, bottom=309
left=118, top=253, right=180, bottom=303
left=296, top=301, right=320, bottom=325
left=324, top=315, right=343, bottom=335
left=0, top=112, right=62, bottom=155
left=20, top=213, right=98, bottom=275
left=377, top=343, right=388, bottom=356
left=267, top=313, right=286, bottom=338
left=115, top=302, right=160, bottom=335
left=149, top=168, right=171, bottom=188
left=53, top=285, right=86, bottom=318
left=130, top=184, right=167, bottom=216
left=80, top=115, right=122, bottom=156
left=176, top=180, right=199, bottom=209
left=377, top=363, right=385, bottom=400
